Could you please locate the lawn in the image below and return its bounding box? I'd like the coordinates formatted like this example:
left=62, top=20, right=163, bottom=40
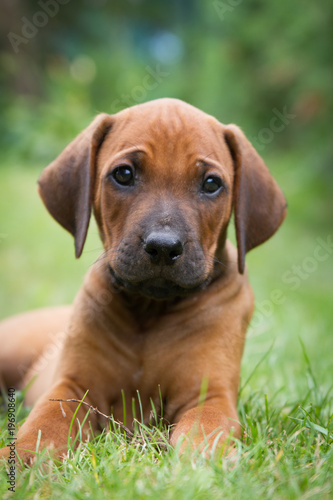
left=0, top=150, right=332, bottom=499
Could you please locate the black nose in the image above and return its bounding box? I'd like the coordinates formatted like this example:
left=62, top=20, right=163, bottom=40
left=144, top=231, right=183, bottom=265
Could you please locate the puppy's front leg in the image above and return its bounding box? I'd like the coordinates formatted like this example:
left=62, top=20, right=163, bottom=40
left=0, top=378, right=96, bottom=465
left=170, top=400, right=240, bottom=455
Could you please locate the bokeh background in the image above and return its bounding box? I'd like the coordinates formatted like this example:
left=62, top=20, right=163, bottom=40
left=0, top=0, right=332, bottom=397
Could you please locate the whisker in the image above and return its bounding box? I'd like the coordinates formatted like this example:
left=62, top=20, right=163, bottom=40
left=212, top=257, right=228, bottom=269
left=205, top=251, right=229, bottom=270
left=92, top=248, right=124, bottom=269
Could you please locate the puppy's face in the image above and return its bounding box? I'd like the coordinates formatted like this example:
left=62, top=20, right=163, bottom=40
left=95, top=102, right=234, bottom=299
left=38, top=98, right=287, bottom=301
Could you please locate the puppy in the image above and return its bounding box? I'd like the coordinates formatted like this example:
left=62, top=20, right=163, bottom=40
left=0, top=98, right=287, bottom=463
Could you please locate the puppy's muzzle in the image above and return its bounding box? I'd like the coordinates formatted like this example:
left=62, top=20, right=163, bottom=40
left=144, top=231, right=183, bottom=266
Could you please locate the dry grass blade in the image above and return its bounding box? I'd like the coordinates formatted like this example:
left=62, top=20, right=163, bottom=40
left=49, top=397, right=134, bottom=439
left=48, top=397, right=169, bottom=450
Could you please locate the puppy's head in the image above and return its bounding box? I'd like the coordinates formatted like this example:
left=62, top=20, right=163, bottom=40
left=38, top=99, right=287, bottom=299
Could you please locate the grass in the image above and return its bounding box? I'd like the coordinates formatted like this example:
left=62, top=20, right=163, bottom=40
left=1, top=370, right=332, bottom=499
left=0, top=150, right=332, bottom=498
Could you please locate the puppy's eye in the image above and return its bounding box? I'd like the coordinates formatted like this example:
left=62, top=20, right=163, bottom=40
left=112, top=165, right=134, bottom=186
left=202, top=176, right=224, bottom=195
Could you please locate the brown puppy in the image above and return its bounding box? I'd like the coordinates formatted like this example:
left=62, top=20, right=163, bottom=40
left=0, top=98, right=287, bottom=464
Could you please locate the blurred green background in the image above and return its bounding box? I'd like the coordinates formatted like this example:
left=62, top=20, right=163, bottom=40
left=0, top=0, right=332, bottom=397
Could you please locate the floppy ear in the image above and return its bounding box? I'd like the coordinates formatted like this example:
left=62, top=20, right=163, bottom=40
left=38, top=113, right=113, bottom=258
left=224, top=124, right=287, bottom=274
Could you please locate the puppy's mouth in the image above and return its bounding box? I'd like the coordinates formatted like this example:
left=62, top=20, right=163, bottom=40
left=108, top=265, right=206, bottom=300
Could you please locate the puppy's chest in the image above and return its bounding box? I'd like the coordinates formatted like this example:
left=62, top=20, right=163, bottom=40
left=101, top=347, right=166, bottom=426
left=93, top=320, right=198, bottom=421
